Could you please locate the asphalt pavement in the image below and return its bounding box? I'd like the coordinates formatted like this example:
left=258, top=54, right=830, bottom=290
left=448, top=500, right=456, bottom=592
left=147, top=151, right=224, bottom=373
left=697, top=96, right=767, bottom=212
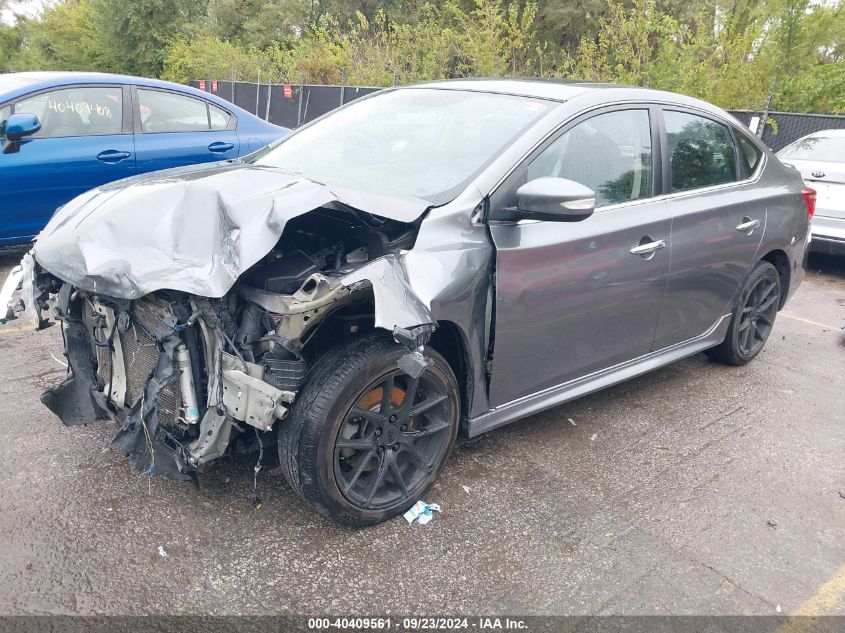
left=0, top=247, right=843, bottom=618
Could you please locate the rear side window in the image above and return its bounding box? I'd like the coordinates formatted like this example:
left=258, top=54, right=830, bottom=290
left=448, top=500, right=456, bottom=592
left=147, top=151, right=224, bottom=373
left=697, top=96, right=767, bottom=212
left=736, top=133, right=763, bottom=173
left=138, top=89, right=230, bottom=133
left=0, top=105, right=9, bottom=128
left=527, top=109, right=653, bottom=207
left=14, top=86, right=123, bottom=137
left=665, top=111, right=737, bottom=192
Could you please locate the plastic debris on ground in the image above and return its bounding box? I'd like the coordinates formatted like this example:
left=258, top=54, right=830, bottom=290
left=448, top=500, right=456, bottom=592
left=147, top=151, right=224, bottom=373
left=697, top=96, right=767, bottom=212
left=461, top=485, right=471, bottom=494
left=403, top=500, right=442, bottom=525
left=158, top=546, right=168, bottom=557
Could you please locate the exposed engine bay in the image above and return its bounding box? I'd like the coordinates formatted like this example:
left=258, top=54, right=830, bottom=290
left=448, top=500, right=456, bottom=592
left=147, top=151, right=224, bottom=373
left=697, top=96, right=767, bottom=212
left=24, top=207, right=434, bottom=481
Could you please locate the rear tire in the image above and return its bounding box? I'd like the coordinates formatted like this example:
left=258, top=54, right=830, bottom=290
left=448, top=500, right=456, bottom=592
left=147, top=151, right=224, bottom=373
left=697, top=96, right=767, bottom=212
left=706, top=261, right=780, bottom=366
left=278, top=333, right=459, bottom=526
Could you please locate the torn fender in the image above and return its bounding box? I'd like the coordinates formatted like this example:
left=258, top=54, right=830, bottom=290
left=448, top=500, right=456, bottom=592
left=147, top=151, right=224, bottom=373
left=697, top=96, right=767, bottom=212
left=32, top=161, right=430, bottom=300
left=342, top=255, right=433, bottom=331
left=238, top=253, right=435, bottom=349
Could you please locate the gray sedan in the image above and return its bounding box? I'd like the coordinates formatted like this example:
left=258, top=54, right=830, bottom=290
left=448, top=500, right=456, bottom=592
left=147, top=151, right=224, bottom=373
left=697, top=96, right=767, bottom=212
left=8, top=80, right=811, bottom=525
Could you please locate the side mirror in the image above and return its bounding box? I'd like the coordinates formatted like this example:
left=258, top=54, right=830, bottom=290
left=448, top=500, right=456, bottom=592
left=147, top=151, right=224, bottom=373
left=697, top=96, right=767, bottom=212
left=514, top=177, right=596, bottom=222
left=2, top=113, right=41, bottom=155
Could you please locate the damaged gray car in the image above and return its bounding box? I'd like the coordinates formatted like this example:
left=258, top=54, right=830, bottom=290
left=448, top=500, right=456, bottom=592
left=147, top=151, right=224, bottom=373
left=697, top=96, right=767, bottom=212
left=4, top=80, right=811, bottom=525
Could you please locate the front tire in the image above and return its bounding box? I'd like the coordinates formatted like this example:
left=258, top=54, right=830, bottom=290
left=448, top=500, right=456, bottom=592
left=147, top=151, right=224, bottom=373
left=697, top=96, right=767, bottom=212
left=706, top=261, right=781, bottom=366
left=279, top=333, right=459, bottom=526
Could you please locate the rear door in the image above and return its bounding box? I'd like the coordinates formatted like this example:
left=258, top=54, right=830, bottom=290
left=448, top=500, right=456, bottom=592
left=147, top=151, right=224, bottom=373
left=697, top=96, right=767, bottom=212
left=651, top=109, right=765, bottom=350
left=0, top=84, right=134, bottom=243
left=488, top=106, right=672, bottom=406
left=132, top=87, right=239, bottom=172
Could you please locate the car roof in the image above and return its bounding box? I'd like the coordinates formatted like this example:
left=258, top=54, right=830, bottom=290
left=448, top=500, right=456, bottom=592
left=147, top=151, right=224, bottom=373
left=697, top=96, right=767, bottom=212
left=0, top=71, right=238, bottom=111
left=401, top=78, right=736, bottom=119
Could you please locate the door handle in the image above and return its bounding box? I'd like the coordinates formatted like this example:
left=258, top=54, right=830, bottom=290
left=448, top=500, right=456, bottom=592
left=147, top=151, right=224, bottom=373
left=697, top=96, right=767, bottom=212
left=630, top=239, right=666, bottom=256
left=208, top=141, right=235, bottom=153
left=96, top=150, right=131, bottom=163
left=736, top=218, right=761, bottom=233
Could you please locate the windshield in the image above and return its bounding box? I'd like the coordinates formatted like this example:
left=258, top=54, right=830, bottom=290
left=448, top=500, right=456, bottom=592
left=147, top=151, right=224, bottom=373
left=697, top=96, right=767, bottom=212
left=252, top=88, right=553, bottom=205
left=779, top=135, right=845, bottom=163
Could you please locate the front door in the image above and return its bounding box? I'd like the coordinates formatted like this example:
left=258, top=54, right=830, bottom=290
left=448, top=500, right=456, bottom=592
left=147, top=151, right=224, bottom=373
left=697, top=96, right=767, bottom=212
left=651, top=110, right=766, bottom=350
left=488, top=107, right=671, bottom=407
left=132, top=87, right=239, bottom=173
left=0, top=85, right=135, bottom=243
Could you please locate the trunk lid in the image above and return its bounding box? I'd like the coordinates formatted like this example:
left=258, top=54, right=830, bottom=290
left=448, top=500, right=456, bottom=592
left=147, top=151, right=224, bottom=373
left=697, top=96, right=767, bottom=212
left=781, top=159, right=845, bottom=219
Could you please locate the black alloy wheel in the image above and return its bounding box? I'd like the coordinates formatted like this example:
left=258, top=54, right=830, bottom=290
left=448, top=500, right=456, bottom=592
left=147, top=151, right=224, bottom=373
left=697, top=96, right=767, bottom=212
left=334, top=369, right=452, bottom=511
left=736, top=273, right=779, bottom=357
left=706, top=260, right=781, bottom=366
left=278, top=333, right=459, bottom=526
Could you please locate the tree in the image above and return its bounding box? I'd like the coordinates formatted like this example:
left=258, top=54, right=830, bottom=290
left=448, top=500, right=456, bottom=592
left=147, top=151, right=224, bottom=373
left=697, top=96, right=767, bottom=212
left=4, top=0, right=112, bottom=72
left=91, top=0, right=208, bottom=77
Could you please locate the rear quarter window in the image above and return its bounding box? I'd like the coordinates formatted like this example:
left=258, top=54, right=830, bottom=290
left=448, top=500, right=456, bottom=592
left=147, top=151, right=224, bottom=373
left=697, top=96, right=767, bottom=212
left=209, top=104, right=231, bottom=130
left=736, top=133, right=763, bottom=174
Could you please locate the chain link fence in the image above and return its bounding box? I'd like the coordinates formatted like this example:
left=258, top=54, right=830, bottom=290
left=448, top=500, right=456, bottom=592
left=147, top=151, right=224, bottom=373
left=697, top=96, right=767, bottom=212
left=191, top=80, right=845, bottom=152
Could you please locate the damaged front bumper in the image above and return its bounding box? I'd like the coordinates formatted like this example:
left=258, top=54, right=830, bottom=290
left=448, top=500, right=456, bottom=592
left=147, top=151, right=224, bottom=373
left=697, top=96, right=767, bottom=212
left=24, top=252, right=436, bottom=482
left=1, top=252, right=41, bottom=326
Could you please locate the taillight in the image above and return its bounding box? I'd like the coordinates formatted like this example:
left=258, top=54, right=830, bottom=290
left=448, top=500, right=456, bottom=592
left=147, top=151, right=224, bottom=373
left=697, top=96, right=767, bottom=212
left=802, top=187, right=816, bottom=220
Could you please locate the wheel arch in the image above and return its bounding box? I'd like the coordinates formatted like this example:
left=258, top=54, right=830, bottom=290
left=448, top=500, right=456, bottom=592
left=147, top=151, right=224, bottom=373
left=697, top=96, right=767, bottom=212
left=760, top=249, right=790, bottom=309
left=427, top=320, right=472, bottom=435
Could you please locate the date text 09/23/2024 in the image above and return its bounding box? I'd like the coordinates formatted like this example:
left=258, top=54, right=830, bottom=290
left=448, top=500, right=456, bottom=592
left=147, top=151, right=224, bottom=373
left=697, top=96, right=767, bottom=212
left=307, top=618, right=528, bottom=630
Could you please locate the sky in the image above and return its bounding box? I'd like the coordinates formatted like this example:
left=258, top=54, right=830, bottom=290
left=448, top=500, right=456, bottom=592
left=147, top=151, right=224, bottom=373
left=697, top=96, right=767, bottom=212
left=1, top=0, right=47, bottom=25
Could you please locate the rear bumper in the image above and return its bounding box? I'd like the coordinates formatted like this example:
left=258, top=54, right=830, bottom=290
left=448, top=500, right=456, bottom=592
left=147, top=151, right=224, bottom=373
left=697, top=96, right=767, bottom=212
left=809, top=215, right=845, bottom=256
left=809, top=235, right=845, bottom=256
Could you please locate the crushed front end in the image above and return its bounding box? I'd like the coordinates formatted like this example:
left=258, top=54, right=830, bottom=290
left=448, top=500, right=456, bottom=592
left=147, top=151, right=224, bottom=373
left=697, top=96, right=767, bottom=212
left=20, top=204, right=434, bottom=482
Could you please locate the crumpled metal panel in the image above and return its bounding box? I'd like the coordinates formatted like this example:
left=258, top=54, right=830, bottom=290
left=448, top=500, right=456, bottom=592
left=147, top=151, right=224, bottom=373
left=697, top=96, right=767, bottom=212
left=32, top=162, right=430, bottom=300
left=342, top=255, right=433, bottom=330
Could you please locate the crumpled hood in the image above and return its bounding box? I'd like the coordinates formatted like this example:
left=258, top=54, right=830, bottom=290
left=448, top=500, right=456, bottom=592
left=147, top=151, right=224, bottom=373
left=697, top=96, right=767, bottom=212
left=32, top=161, right=429, bottom=299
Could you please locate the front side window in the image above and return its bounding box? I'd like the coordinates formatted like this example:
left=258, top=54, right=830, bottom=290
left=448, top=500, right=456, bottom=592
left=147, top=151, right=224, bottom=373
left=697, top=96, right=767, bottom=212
left=665, top=111, right=738, bottom=192
left=14, top=86, right=122, bottom=137
left=138, top=89, right=215, bottom=133
left=527, top=109, right=653, bottom=207
left=0, top=105, right=9, bottom=129
left=253, top=88, right=552, bottom=205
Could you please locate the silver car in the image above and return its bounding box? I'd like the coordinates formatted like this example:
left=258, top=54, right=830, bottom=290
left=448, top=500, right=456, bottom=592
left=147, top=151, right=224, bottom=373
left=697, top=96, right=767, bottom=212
left=5, top=80, right=811, bottom=525
left=777, top=129, right=845, bottom=256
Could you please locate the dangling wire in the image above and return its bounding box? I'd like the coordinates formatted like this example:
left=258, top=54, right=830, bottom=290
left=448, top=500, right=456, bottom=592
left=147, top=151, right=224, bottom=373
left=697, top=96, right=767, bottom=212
left=252, top=427, right=264, bottom=510
left=138, top=393, right=155, bottom=495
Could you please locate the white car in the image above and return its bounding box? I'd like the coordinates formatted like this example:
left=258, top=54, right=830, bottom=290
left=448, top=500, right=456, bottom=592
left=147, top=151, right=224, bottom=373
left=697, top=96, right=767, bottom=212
left=778, top=129, right=845, bottom=255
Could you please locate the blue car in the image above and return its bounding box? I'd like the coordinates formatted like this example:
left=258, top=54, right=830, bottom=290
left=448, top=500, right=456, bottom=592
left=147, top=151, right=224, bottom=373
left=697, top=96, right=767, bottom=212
left=0, top=72, right=288, bottom=244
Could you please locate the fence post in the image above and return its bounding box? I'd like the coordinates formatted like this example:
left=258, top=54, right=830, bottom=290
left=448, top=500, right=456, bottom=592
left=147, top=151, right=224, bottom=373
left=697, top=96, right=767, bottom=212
left=255, top=70, right=261, bottom=116
left=231, top=67, right=236, bottom=103
left=265, top=81, right=272, bottom=122
left=296, top=72, right=305, bottom=128
left=340, top=71, right=345, bottom=107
